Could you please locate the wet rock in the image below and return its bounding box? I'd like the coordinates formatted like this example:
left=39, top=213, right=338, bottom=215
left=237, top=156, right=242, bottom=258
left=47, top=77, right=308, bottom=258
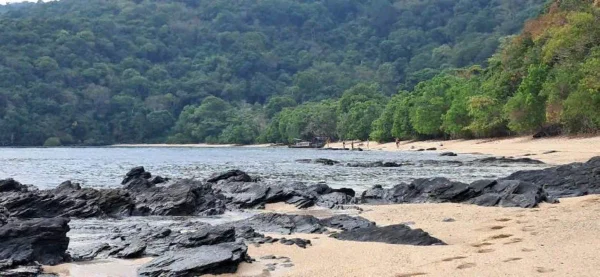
left=0, top=263, right=44, bottom=277
left=439, top=152, right=457, bottom=157
left=0, top=179, right=28, bottom=193
left=319, top=215, right=375, bottom=231
left=207, top=169, right=256, bottom=183
left=137, top=242, right=248, bottom=277
left=131, top=179, right=226, bottom=216
left=122, top=166, right=147, bottom=185
left=542, top=150, right=558, bottom=154
left=55, top=181, right=81, bottom=193
left=261, top=255, right=277, bottom=260
left=442, top=218, right=455, bottom=222
left=475, top=157, right=545, bottom=165
left=116, top=240, right=147, bottom=259
left=314, top=158, right=339, bottom=166
left=503, top=156, right=600, bottom=198
left=0, top=218, right=70, bottom=266
left=426, top=147, right=437, bottom=151
left=346, top=161, right=402, bottom=168
left=173, top=225, right=235, bottom=248
left=360, top=177, right=549, bottom=208
left=0, top=206, right=8, bottom=225
left=0, top=182, right=135, bottom=218
left=335, top=224, right=445, bottom=246
left=226, top=213, right=326, bottom=235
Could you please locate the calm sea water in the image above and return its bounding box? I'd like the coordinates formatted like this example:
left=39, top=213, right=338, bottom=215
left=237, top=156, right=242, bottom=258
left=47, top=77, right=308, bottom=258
left=0, top=147, right=547, bottom=191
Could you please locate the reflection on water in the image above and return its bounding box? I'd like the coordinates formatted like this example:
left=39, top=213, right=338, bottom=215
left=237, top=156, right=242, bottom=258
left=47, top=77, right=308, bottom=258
left=0, top=147, right=547, bottom=191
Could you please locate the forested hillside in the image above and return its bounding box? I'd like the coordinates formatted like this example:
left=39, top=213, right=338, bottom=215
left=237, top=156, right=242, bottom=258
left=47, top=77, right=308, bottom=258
left=366, top=0, right=600, bottom=142
left=0, top=0, right=546, bottom=146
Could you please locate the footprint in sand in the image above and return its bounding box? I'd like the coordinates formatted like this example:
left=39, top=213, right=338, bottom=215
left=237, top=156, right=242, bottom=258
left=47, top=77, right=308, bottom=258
left=504, top=238, right=523, bottom=245
left=456, top=263, right=476, bottom=269
left=495, top=218, right=512, bottom=222
left=521, top=248, right=535, bottom=252
left=471, top=242, right=493, bottom=248
left=476, top=248, right=495, bottom=254
left=521, top=226, right=535, bottom=232
left=441, top=256, right=467, bottom=262
left=489, top=225, right=506, bottom=230
left=503, top=257, right=522, bottom=262
left=536, top=267, right=555, bottom=273
left=485, top=234, right=513, bottom=241
left=396, top=273, right=427, bottom=277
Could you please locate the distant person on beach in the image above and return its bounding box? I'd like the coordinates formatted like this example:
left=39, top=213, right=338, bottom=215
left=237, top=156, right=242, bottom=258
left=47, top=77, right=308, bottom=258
left=351, top=141, right=354, bottom=150
left=395, top=138, right=400, bottom=149
left=342, top=141, right=346, bottom=149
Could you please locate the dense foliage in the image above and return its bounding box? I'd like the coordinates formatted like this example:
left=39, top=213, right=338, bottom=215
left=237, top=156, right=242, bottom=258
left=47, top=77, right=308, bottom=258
left=0, top=0, right=546, bottom=145
left=369, top=0, right=600, bottom=141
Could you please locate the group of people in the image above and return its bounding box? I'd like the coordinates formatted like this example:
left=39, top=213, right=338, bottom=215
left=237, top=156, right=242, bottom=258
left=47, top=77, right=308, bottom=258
left=335, top=138, right=402, bottom=150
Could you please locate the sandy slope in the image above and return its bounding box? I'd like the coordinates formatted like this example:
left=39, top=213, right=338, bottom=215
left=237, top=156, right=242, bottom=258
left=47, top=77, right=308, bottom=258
left=225, top=195, right=600, bottom=277
left=329, top=136, right=600, bottom=165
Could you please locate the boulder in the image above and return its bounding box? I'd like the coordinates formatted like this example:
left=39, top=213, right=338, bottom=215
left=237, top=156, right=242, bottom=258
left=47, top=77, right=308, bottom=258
left=313, top=158, right=339, bottom=166
left=0, top=179, right=28, bottom=193
left=335, top=224, right=445, bottom=245
left=131, top=179, right=226, bottom=216
left=207, top=170, right=256, bottom=183
left=0, top=218, right=70, bottom=266
left=439, top=152, right=457, bottom=157
left=319, top=215, right=375, bottom=231
left=137, top=242, right=248, bottom=277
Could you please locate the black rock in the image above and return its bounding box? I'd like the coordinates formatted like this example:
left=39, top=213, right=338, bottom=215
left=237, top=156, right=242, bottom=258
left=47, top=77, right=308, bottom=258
left=475, top=157, right=545, bottom=165
left=207, top=170, right=256, bottom=183
left=503, top=156, right=600, bottom=199
left=226, top=213, right=326, bottom=235
left=439, top=152, right=458, bottom=157
left=335, top=224, right=445, bottom=245
left=360, top=177, right=549, bottom=208
left=442, top=218, right=455, bottom=222
left=0, top=179, right=28, bottom=193
left=346, top=161, right=402, bottom=168
left=137, top=242, right=248, bottom=277
left=533, top=124, right=562, bottom=139
left=122, top=166, right=147, bottom=185
left=319, top=215, right=375, bottom=231
left=0, top=218, right=70, bottom=266
left=426, top=147, right=437, bottom=151
left=132, top=179, right=226, bottom=216
left=116, top=240, right=147, bottom=259
left=313, top=158, right=339, bottom=166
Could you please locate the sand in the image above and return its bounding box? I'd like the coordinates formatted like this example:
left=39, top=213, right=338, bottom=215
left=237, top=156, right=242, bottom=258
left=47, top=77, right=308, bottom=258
left=329, top=136, right=600, bottom=165
left=225, top=195, right=600, bottom=277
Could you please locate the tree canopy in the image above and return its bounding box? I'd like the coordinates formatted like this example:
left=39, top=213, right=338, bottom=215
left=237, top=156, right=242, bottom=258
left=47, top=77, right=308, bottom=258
left=0, top=0, right=550, bottom=145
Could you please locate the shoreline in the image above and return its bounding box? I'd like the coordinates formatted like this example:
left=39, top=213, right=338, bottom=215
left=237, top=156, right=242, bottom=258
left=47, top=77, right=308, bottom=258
left=111, top=135, right=600, bottom=165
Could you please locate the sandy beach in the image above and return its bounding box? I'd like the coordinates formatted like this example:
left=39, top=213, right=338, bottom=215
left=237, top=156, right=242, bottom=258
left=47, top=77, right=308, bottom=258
left=329, top=136, right=600, bottom=165
left=224, top=195, right=600, bottom=277
left=45, top=136, right=600, bottom=277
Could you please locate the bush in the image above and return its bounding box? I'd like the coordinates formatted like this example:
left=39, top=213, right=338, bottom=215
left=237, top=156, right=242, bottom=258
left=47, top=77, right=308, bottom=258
left=43, top=137, right=62, bottom=147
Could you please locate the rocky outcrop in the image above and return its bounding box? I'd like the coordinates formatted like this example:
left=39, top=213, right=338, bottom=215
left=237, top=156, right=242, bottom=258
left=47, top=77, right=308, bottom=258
left=439, top=152, right=458, bottom=157
left=207, top=169, right=257, bottom=183
left=0, top=218, right=70, bottom=266
left=504, top=156, right=600, bottom=198
left=137, top=242, right=248, bottom=277
left=319, top=215, right=375, bottom=231
left=474, top=157, right=545, bottom=164
left=361, top=177, right=549, bottom=208
left=226, top=213, right=326, bottom=235
left=345, top=161, right=403, bottom=168
left=130, top=179, right=226, bottom=216
left=335, top=224, right=445, bottom=245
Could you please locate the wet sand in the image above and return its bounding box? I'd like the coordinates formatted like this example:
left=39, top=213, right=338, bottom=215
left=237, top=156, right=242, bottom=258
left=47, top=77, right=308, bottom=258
left=330, top=136, right=600, bottom=165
